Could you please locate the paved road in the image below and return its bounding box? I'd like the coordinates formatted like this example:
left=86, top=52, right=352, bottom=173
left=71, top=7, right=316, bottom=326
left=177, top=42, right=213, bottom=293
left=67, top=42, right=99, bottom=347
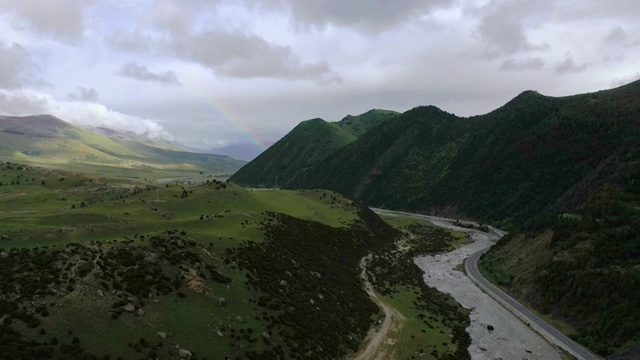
left=465, top=247, right=601, bottom=360
left=372, top=207, right=600, bottom=360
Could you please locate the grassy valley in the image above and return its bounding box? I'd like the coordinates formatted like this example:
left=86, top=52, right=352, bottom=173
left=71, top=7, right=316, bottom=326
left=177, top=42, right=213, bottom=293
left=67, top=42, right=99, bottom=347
left=0, top=115, right=245, bottom=181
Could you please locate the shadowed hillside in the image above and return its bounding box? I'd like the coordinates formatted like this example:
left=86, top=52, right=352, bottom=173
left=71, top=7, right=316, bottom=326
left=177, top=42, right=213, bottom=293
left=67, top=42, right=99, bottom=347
left=230, top=109, right=398, bottom=187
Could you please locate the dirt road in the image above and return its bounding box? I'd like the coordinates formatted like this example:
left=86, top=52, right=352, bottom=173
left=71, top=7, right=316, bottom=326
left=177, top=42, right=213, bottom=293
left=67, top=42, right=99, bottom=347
left=350, top=254, right=405, bottom=360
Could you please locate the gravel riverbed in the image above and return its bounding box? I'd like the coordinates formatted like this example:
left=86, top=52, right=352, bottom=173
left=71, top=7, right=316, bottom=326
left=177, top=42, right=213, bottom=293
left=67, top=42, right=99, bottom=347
left=413, top=218, right=562, bottom=360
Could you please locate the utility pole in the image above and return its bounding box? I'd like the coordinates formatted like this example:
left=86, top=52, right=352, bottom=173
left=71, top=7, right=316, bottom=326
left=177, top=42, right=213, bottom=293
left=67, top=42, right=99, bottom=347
left=275, top=175, right=278, bottom=189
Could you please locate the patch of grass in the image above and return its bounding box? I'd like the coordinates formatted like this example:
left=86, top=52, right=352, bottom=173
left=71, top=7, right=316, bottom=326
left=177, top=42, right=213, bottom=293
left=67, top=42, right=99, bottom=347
left=380, top=286, right=459, bottom=359
left=380, top=214, right=470, bottom=251
left=366, top=220, right=472, bottom=359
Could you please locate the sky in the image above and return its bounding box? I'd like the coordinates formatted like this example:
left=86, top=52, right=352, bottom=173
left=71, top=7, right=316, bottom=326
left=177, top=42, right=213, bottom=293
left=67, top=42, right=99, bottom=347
left=0, top=0, right=638, bottom=149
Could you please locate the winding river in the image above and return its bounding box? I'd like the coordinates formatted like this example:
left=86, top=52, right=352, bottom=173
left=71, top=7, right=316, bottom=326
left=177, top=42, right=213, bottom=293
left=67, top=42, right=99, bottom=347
left=373, top=209, right=562, bottom=360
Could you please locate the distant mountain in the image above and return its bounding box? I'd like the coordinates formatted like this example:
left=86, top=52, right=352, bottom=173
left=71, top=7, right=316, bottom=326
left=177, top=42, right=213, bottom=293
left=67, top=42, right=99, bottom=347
left=92, top=126, right=187, bottom=151
left=229, top=109, right=398, bottom=187
left=230, top=80, right=640, bottom=357
left=199, top=142, right=272, bottom=161
left=0, top=114, right=246, bottom=178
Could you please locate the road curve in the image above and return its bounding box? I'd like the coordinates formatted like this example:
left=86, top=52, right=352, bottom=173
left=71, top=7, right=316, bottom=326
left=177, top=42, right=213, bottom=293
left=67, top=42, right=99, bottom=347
left=372, top=208, right=600, bottom=360
left=465, top=248, right=601, bottom=360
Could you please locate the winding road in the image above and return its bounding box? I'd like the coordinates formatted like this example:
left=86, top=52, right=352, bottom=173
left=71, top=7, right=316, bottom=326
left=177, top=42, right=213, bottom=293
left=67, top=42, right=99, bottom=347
left=372, top=208, right=601, bottom=360
left=465, top=247, right=600, bottom=360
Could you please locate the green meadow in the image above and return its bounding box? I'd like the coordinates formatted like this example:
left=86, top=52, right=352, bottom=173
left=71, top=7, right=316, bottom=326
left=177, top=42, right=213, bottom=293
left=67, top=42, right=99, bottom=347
left=0, top=162, right=363, bottom=359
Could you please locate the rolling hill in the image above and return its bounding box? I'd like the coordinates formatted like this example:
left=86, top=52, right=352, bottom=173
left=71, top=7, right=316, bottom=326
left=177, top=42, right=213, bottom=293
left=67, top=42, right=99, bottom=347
left=229, top=109, right=398, bottom=187
left=230, top=79, right=640, bottom=357
left=0, top=115, right=246, bottom=179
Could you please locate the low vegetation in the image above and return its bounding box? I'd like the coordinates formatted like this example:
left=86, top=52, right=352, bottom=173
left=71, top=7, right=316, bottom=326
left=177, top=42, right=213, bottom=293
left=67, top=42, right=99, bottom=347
left=365, top=216, right=472, bottom=360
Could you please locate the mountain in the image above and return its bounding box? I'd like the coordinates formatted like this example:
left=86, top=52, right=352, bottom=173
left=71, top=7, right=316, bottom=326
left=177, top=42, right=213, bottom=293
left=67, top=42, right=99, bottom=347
left=201, top=142, right=273, bottom=161
left=337, top=108, right=400, bottom=137
left=0, top=114, right=246, bottom=179
left=229, top=109, right=398, bottom=187
left=230, top=80, right=640, bottom=357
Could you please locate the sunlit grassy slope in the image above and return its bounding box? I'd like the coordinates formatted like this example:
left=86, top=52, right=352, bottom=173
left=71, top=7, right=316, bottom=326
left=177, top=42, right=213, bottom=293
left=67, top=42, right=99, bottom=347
left=0, top=115, right=245, bottom=180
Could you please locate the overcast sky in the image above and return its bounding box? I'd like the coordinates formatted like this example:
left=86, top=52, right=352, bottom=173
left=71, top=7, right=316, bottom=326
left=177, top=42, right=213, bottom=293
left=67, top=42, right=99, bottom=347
left=0, top=0, right=638, bottom=149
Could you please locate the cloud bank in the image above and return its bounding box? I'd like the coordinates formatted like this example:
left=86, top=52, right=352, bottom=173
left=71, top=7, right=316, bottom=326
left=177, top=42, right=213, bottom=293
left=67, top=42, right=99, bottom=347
left=0, top=89, right=171, bottom=140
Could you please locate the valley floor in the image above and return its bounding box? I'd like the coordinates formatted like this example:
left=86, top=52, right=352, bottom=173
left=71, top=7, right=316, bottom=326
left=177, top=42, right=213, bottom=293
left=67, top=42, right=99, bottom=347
left=375, top=210, right=563, bottom=360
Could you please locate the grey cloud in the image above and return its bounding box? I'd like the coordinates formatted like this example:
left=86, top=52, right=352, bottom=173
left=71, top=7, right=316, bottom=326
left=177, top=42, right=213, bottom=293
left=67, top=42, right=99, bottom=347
left=554, top=56, right=590, bottom=74
left=107, top=30, right=154, bottom=53
left=67, top=87, right=100, bottom=102
left=0, top=90, right=48, bottom=114
left=109, top=28, right=341, bottom=84
left=0, top=0, right=95, bottom=41
left=604, top=26, right=627, bottom=43
left=117, top=62, right=181, bottom=86
left=0, top=42, right=34, bottom=88
left=500, top=58, right=545, bottom=71
left=555, top=0, right=640, bottom=21
left=474, top=2, right=548, bottom=59
left=148, top=1, right=193, bottom=35
left=183, top=29, right=342, bottom=83
left=249, top=0, right=454, bottom=33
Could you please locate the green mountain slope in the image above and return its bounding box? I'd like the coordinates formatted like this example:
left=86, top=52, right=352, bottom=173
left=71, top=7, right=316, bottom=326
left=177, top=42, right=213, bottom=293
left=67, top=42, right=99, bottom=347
left=337, top=108, right=399, bottom=137
left=480, top=135, right=640, bottom=357
left=292, top=83, right=640, bottom=225
left=0, top=115, right=245, bottom=179
left=231, top=79, right=640, bottom=357
left=230, top=109, right=398, bottom=187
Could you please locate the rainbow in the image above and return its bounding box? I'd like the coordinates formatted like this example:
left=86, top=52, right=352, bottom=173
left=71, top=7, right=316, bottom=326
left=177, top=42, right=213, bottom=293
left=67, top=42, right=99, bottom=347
left=206, top=99, right=267, bottom=149
left=185, top=84, right=268, bottom=150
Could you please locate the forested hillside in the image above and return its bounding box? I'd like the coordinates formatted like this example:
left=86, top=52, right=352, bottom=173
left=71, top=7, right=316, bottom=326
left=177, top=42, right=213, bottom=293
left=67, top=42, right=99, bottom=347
left=289, top=84, right=640, bottom=228
left=231, top=79, right=640, bottom=357
left=481, top=137, right=640, bottom=357
left=229, top=109, right=398, bottom=187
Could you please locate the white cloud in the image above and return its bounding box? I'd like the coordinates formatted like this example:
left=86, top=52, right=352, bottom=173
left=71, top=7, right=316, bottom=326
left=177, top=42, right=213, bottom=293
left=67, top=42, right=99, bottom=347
left=0, top=89, right=171, bottom=140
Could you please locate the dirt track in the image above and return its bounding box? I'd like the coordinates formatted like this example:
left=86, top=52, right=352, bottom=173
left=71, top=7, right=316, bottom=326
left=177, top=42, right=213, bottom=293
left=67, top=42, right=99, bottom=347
left=350, top=255, right=405, bottom=360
